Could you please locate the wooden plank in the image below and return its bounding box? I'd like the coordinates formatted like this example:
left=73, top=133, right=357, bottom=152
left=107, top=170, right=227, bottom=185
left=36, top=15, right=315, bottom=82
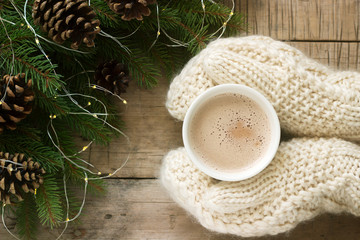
left=288, top=42, right=360, bottom=70
left=247, top=0, right=360, bottom=41
left=2, top=179, right=359, bottom=240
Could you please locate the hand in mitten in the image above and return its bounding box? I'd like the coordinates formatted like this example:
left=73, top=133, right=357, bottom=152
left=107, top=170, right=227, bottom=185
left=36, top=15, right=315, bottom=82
left=161, top=138, right=360, bottom=237
left=161, top=36, right=360, bottom=237
left=166, top=36, right=360, bottom=140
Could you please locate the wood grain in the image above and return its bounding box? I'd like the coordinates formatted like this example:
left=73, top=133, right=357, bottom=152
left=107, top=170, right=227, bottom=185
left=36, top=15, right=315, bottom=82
left=3, top=180, right=359, bottom=240
left=247, top=0, right=360, bottom=41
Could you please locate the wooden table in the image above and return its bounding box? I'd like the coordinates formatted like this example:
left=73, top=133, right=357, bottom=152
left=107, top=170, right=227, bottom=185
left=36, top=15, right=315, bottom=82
left=3, top=0, right=360, bottom=239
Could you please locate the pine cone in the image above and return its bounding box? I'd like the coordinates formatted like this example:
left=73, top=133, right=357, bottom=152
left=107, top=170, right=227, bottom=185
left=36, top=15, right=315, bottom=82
left=106, top=0, right=156, bottom=21
left=0, top=73, right=34, bottom=133
left=0, top=152, right=45, bottom=204
left=94, top=60, right=130, bottom=95
left=32, top=0, right=101, bottom=49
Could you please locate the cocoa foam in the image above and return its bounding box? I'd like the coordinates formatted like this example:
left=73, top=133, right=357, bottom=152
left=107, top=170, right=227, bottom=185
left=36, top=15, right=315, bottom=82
left=189, top=93, right=271, bottom=173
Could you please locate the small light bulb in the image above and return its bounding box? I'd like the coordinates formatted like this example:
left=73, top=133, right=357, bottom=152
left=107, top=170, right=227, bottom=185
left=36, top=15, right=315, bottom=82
left=0, top=101, right=2, bottom=105
left=84, top=177, right=88, bottom=182
left=20, top=23, right=24, bottom=27
left=92, top=85, right=97, bottom=89
left=35, top=38, right=40, bottom=44
left=82, top=146, right=88, bottom=151
left=87, top=102, right=91, bottom=106
left=93, top=114, right=98, bottom=118
left=223, top=22, right=227, bottom=26
left=53, top=115, right=57, bottom=119
left=98, top=172, right=101, bottom=175
left=34, top=189, right=37, bottom=195
left=230, top=11, right=234, bottom=16
left=202, top=4, right=205, bottom=9
left=157, top=31, right=161, bottom=36
left=108, top=173, right=112, bottom=176
left=66, top=218, right=69, bottom=222
left=27, top=25, right=30, bottom=29
left=123, top=100, right=127, bottom=104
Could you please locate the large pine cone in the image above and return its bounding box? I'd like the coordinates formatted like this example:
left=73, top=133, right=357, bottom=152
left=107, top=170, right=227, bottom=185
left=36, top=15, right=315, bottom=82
left=106, top=0, right=156, bottom=21
left=32, top=0, right=101, bottom=49
left=94, top=60, right=130, bottom=96
left=0, top=152, right=45, bottom=204
left=0, top=74, right=34, bottom=133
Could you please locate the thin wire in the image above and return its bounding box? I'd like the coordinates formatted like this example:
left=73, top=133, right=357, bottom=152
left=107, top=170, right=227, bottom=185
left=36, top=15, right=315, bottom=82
left=0, top=166, right=23, bottom=171
left=56, top=93, right=109, bottom=123
left=0, top=159, right=24, bottom=167
left=116, top=24, right=141, bottom=40
left=23, top=0, right=29, bottom=19
left=63, top=172, right=88, bottom=223
left=51, top=112, right=68, bottom=240
left=159, top=0, right=234, bottom=48
left=209, top=0, right=234, bottom=39
left=47, top=118, right=131, bottom=179
left=64, top=70, right=95, bottom=82
left=0, top=17, right=15, bottom=25
left=47, top=121, right=98, bottom=174
left=2, top=205, right=20, bottom=240
left=148, top=4, right=161, bottom=51
left=87, top=151, right=130, bottom=180
left=68, top=141, right=94, bottom=158
left=99, top=30, right=131, bottom=55
left=55, top=162, right=69, bottom=240
left=37, top=35, right=91, bottom=54
left=90, top=84, right=128, bottom=104
left=74, top=58, right=92, bottom=86
left=157, top=1, right=205, bottom=48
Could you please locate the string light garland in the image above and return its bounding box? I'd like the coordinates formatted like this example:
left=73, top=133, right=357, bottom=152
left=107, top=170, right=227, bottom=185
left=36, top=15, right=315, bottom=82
left=0, top=0, right=238, bottom=238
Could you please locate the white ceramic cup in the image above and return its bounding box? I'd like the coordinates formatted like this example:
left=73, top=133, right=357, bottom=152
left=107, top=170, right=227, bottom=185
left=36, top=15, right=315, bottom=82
left=182, top=84, right=281, bottom=181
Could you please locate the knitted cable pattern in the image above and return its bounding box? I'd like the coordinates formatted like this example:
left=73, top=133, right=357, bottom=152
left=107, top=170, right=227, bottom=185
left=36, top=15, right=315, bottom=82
left=166, top=36, right=360, bottom=140
left=161, top=36, right=360, bottom=237
left=161, top=138, right=360, bottom=237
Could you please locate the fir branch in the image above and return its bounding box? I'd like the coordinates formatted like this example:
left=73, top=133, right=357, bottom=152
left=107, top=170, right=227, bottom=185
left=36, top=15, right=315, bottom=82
left=35, top=175, right=63, bottom=228
left=16, top=194, right=38, bottom=240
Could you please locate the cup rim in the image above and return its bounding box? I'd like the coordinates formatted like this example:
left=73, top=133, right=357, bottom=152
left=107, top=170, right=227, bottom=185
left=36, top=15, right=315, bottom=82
left=182, top=84, right=281, bottom=181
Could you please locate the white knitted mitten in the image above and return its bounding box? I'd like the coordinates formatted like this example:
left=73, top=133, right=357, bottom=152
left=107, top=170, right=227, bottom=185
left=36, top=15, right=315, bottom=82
left=166, top=36, right=360, bottom=139
left=162, top=36, right=360, bottom=237
left=161, top=138, right=360, bottom=237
